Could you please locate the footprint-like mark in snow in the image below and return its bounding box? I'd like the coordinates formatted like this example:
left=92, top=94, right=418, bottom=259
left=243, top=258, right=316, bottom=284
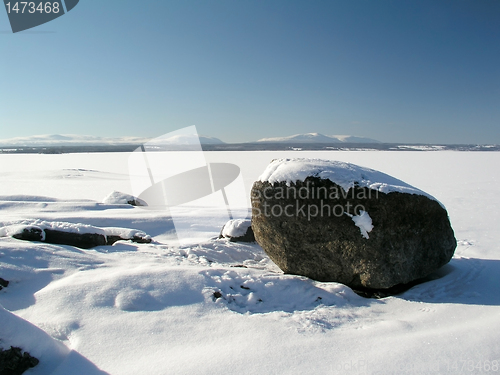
left=418, top=307, right=436, bottom=313
left=202, top=268, right=379, bottom=331
left=454, top=238, right=475, bottom=257
left=156, top=240, right=281, bottom=272
left=114, top=289, right=162, bottom=312
left=39, top=320, right=80, bottom=342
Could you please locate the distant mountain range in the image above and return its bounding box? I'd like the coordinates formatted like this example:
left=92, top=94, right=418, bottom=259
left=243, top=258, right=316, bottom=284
left=0, top=134, right=225, bottom=147
left=1, top=133, right=498, bottom=154
left=0, top=132, right=378, bottom=147
left=257, top=133, right=380, bottom=143
left=0, top=134, right=149, bottom=147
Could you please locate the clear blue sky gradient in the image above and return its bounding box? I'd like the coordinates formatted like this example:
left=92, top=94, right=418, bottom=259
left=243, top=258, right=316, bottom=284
left=1, top=0, right=499, bottom=143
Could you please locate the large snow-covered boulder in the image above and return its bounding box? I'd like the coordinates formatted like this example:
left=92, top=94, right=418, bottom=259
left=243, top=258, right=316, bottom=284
left=251, top=158, right=456, bottom=292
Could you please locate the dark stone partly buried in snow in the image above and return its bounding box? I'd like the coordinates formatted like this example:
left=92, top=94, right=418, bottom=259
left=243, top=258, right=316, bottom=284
left=10, top=226, right=151, bottom=249
left=105, top=234, right=152, bottom=245
left=11, top=226, right=105, bottom=249
left=0, top=346, right=39, bottom=375
left=0, top=277, right=9, bottom=291
left=218, top=219, right=256, bottom=243
left=43, top=229, right=107, bottom=249
left=11, top=227, right=44, bottom=242
left=251, top=171, right=456, bottom=292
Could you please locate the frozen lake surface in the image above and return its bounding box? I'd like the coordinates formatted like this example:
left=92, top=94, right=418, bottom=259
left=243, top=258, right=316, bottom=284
left=1, top=150, right=499, bottom=374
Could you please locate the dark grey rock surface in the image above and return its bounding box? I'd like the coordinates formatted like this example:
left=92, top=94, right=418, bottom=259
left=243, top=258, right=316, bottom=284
left=9, top=226, right=151, bottom=249
left=0, top=346, right=39, bottom=375
left=251, top=177, right=456, bottom=290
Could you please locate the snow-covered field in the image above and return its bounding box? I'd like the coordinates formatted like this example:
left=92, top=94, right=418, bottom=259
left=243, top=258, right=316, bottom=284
left=1, top=150, right=499, bottom=375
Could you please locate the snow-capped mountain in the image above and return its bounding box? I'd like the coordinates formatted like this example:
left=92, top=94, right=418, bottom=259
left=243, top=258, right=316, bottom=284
left=332, top=135, right=381, bottom=143
left=0, top=132, right=381, bottom=148
left=257, top=133, right=380, bottom=143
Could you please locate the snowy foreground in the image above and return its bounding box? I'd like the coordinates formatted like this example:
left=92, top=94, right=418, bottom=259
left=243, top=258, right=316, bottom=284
left=1, top=151, right=500, bottom=375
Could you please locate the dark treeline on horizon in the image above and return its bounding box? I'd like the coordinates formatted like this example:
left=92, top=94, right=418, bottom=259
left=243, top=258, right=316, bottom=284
left=1, top=143, right=499, bottom=154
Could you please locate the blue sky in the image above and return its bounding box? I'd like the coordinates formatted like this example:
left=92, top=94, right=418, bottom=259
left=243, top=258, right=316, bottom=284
left=1, top=0, right=499, bottom=143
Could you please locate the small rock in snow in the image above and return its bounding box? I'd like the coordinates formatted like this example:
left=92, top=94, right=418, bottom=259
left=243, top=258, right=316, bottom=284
left=102, top=191, right=147, bottom=206
left=219, top=219, right=255, bottom=243
left=0, top=346, right=39, bottom=374
left=0, top=277, right=9, bottom=290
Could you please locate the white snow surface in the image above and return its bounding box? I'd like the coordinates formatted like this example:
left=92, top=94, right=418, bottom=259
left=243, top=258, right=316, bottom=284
left=0, top=150, right=499, bottom=374
left=259, top=158, right=440, bottom=202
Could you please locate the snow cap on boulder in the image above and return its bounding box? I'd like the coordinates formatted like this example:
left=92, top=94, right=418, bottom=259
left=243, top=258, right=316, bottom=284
left=259, top=158, right=441, bottom=205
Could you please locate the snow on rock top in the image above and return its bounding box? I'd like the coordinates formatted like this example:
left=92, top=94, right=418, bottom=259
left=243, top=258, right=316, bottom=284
left=102, top=191, right=147, bottom=206
left=348, top=210, right=374, bottom=239
left=221, top=219, right=251, bottom=238
left=104, top=227, right=151, bottom=241
left=0, top=219, right=150, bottom=242
left=0, top=219, right=105, bottom=237
left=258, top=158, right=440, bottom=203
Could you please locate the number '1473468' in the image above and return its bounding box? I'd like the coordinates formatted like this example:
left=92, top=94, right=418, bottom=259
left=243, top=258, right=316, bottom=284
left=5, top=2, right=60, bottom=14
